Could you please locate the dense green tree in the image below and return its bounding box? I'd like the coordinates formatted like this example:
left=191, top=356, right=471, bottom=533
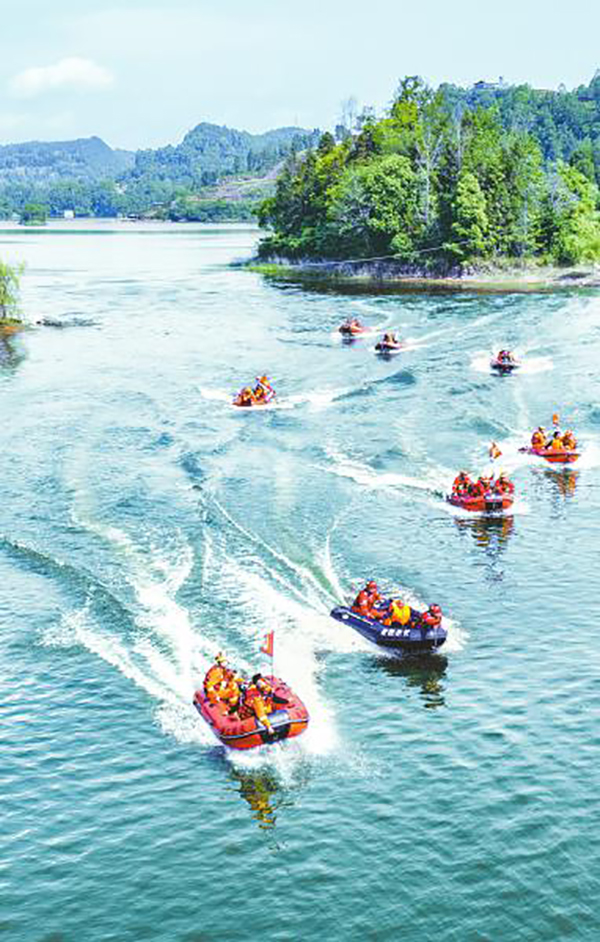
left=544, top=164, right=600, bottom=264
left=444, top=171, right=489, bottom=260
left=259, top=75, right=600, bottom=269
left=20, top=203, right=47, bottom=224
left=0, top=260, right=23, bottom=321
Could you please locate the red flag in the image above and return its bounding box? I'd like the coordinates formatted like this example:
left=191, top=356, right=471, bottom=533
left=260, top=631, right=274, bottom=658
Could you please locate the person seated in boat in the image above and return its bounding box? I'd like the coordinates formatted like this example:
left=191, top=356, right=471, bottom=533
left=204, top=653, right=245, bottom=710
left=382, top=597, right=412, bottom=627
left=204, top=652, right=230, bottom=703
left=497, top=350, right=514, bottom=363
left=352, top=580, right=383, bottom=619
left=494, top=471, right=514, bottom=496
left=530, top=427, right=546, bottom=451
left=239, top=674, right=276, bottom=734
left=420, top=604, right=443, bottom=636
left=253, top=375, right=274, bottom=402
left=562, top=429, right=577, bottom=450
left=452, top=471, right=472, bottom=495
left=548, top=430, right=566, bottom=452
left=469, top=476, right=491, bottom=498
left=234, top=386, right=256, bottom=407
left=340, top=317, right=363, bottom=334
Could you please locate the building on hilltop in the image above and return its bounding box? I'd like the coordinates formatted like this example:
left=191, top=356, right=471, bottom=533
left=472, top=77, right=507, bottom=92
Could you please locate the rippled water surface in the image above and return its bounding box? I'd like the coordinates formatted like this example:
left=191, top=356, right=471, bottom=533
left=2, top=221, right=600, bottom=941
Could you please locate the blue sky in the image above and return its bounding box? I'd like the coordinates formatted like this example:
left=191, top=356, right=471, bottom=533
left=2, top=0, right=600, bottom=150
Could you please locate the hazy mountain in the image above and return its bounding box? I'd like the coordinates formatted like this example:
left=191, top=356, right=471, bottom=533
left=0, top=136, right=134, bottom=184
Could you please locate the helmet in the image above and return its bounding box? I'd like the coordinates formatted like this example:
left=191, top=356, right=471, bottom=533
left=537, top=426, right=546, bottom=432
left=430, top=604, right=442, bottom=615
left=215, top=652, right=227, bottom=665
left=257, top=375, right=269, bottom=384
left=367, top=580, right=377, bottom=590
left=251, top=673, right=263, bottom=685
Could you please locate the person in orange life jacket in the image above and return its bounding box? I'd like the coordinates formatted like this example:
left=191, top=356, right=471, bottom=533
left=204, top=653, right=244, bottom=710
left=548, top=430, right=565, bottom=452
left=452, top=471, right=471, bottom=495
left=239, top=674, right=278, bottom=734
left=234, top=386, right=256, bottom=406
left=495, top=472, right=514, bottom=495
left=352, top=580, right=383, bottom=619
left=253, top=376, right=273, bottom=402
left=204, top=652, right=229, bottom=703
left=531, top=427, right=546, bottom=450
left=562, top=429, right=577, bottom=450
left=420, top=604, right=443, bottom=638
left=497, top=350, right=514, bottom=363
left=468, top=477, right=488, bottom=498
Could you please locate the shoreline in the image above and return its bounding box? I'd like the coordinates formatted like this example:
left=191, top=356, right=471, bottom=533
left=0, top=319, right=25, bottom=336
left=248, top=259, right=600, bottom=293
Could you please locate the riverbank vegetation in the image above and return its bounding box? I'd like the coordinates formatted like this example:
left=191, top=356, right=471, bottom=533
left=0, top=260, right=23, bottom=327
left=258, top=76, right=600, bottom=271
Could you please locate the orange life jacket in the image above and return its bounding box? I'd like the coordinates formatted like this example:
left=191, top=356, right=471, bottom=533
left=531, top=431, right=545, bottom=450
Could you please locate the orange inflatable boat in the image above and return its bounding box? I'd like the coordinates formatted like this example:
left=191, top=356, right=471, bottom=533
left=193, top=676, right=309, bottom=749
left=520, top=446, right=579, bottom=465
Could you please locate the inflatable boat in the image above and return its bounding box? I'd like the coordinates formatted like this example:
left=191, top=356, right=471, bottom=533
left=446, top=492, right=514, bottom=513
left=193, top=676, right=309, bottom=749
left=232, top=390, right=275, bottom=408
left=330, top=605, right=447, bottom=655
left=375, top=340, right=405, bottom=355
left=519, top=446, right=579, bottom=465
left=490, top=357, right=520, bottom=374
left=339, top=323, right=368, bottom=337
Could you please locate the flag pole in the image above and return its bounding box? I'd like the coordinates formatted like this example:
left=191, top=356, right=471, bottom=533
left=260, top=630, right=275, bottom=679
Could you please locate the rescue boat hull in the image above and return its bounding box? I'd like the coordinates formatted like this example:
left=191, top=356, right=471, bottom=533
left=446, top=493, right=514, bottom=513
left=520, top=446, right=580, bottom=464
left=490, top=359, right=520, bottom=374
left=330, top=605, right=447, bottom=655
left=193, top=676, right=309, bottom=750
left=339, top=326, right=369, bottom=342
left=232, top=392, right=275, bottom=408
left=375, top=343, right=405, bottom=356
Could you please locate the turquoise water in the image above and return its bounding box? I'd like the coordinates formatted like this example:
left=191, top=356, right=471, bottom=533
left=1, top=221, right=600, bottom=941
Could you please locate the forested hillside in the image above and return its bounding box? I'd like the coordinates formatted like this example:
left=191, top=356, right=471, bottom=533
left=0, top=123, right=320, bottom=220
left=440, top=73, right=600, bottom=176
left=258, top=74, right=600, bottom=269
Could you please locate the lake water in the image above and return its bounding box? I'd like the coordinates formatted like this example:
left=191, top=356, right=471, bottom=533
left=1, top=221, right=600, bottom=941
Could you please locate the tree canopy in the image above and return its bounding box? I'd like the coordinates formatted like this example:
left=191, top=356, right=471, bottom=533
left=258, top=75, right=600, bottom=269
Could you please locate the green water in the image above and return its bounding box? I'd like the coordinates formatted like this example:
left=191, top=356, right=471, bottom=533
left=1, top=221, right=599, bottom=942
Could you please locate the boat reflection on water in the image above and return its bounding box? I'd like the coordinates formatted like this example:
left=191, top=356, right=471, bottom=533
left=373, top=654, right=448, bottom=709
left=454, top=513, right=514, bottom=552
left=228, top=763, right=310, bottom=830
left=543, top=467, right=579, bottom=501
left=454, top=514, right=514, bottom=583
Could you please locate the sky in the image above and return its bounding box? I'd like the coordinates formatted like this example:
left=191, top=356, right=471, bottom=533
left=1, top=0, right=600, bottom=151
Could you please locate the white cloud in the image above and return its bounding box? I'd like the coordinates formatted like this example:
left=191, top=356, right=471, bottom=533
left=9, top=57, right=114, bottom=98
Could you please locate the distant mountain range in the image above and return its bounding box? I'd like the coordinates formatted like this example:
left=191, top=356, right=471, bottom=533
left=0, top=123, right=321, bottom=221
left=0, top=136, right=134, bottom=184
